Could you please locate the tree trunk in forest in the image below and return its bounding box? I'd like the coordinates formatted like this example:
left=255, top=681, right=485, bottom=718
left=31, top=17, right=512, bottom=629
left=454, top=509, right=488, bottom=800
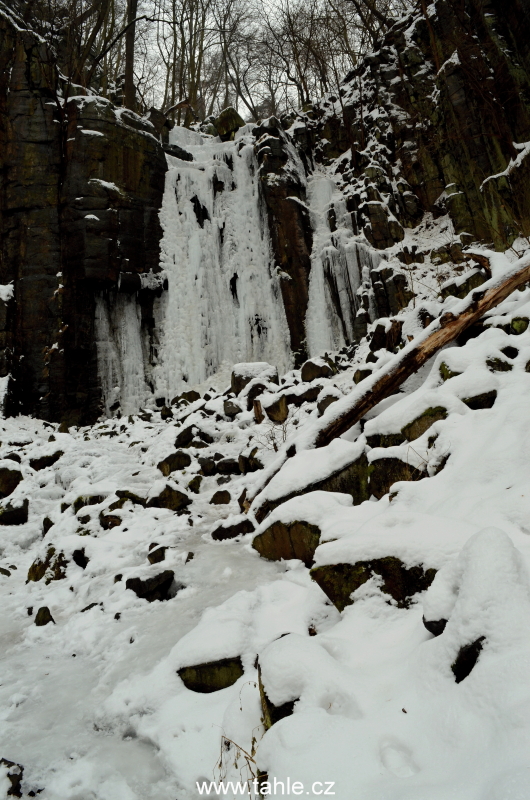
left=124, top=0, right=138, bottom=110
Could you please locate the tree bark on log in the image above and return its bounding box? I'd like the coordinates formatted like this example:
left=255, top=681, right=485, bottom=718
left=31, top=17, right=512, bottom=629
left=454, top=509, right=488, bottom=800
left=314, top=253, right=530, bottom=448
left=248, top=251, right=530, bottom=512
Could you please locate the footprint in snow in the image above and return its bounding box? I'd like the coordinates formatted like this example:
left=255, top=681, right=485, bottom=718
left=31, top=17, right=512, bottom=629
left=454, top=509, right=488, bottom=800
left=379, top=739, right=419, bottom=778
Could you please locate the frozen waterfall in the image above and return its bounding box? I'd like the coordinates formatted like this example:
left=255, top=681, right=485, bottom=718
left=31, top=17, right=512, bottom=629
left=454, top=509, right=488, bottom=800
left=152, top=126, right=293, bottom=401
left=95, top=124, right=388, bottom=415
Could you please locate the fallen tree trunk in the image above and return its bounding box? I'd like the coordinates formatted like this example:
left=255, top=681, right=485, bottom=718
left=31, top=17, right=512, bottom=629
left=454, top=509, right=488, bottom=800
left=314, top=252, right=530, bottom=447
left=247, top=250, right=530, bottom=512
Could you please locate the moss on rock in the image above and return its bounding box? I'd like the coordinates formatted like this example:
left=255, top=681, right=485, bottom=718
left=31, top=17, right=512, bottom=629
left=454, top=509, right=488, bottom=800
left=254, top=452, right=370, bottom=524
left=252, top=520, right=321, bottom=567
left=369, top=456, right=425, bottom=499
left=439, top=362, right=462, bottom=382
left=401, top=406, right=447, bottom=442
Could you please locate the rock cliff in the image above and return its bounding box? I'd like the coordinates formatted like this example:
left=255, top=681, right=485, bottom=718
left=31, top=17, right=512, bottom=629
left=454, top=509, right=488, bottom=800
left=1, top=0, right=530, bottom=421
left=0, top=2, right=166, bottom=425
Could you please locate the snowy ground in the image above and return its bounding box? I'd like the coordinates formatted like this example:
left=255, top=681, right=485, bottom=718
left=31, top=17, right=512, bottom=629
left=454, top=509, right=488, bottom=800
left=2, top=256, right=530, bottom=799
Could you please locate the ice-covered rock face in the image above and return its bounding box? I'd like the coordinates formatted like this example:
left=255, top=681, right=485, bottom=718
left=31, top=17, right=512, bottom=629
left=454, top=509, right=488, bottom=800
left=152, top=130, right=293, bottom=401
left=106, top=120, right=407, bottom=416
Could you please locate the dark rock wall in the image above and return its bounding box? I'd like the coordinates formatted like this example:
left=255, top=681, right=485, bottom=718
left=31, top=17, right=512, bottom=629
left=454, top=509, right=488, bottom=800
left=293, top=0, right=530, bottom=251
left=254, top=119, right=313, bottom=365
left=0, top=3, right=166, bottom=425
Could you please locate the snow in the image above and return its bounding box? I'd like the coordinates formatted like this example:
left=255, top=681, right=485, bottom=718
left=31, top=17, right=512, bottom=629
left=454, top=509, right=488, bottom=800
left=0, top=282, right=14, bottom=302
left=481, top=141, right=530, bottom=188
left=88, top=178, right=122, bottom=193
left=250, top=438, right=365, bottom=514
left=3, top=271, right=530, bottom=797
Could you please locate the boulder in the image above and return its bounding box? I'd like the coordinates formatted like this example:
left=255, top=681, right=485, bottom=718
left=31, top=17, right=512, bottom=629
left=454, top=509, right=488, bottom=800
left=181, top=389, right=201, bottom=403
left=245, top=381, right=269, bottom=411
left=214, top=107, right=245, bottom=141
left=178, top=656, right=244, bottom=692
left=72, top=494, right=106, bottom=514
left=0, top=498, right=28, bottom=525
left=115, top=489, right=147, bottom=506
left=258, top=667, right=296, bottom=730
left=317, top=390, right=341, bottom=417
left=216, top=458, right=240, bottom=476
left=99, top=509, right=122, bottom=529
left=223, top=399, right=242, bottom=417
left=211, top=516, right=255, bottom=541
left=210, top=490, right=231, bottom=505
left=187, top=475, right=203, bottom=494
left=354, top=367, right=373, bottom=384
left=157, top=450, right=192, bottom=475
left=452, top=636, right=485, bottom=683
left=175, top=425, right=195, bottom=448
left=311, top=557, right=436, bottom=611
left=462, top=390, right=497, bottom=410
left=254, top=451, right=369, bottom=524
left=72, top=548, right=89, bottom=569
left=231, top=362, right=278, bottom=395
left=401, top=406, right=447, bottom=442
left=0, top=467, right=22, bottom=499
left=439, top=362, right=462, bottom=381
left=264, top=394, right=288, bottom=423
left=369, top=319, right=403, bottom=353
left=147, top=485, right=191, bottom=513
left=160, top=405, right=173, bottom=420
left=422, top=616, right=447, bottom=637
left=301, top=357, right=335, bottom=382
left=486, top=357, right=512, bottom=372
left=35, top=606, right=55, bottom=626
left=126, top=570, right=176, bottom=602
left=252, top=520, right=321, bottom=567
left=42, top=516, right=54, bottom=536
left=510, top=317, right=529, bottom=335
left=198, top=456, right=217, bottom=476
left=369, top=456, right=426, bottom=499
left=284, top=384, right=321, bottom=406
left=147, top=543, right=166, bottom=564
left=0, top=757, right=23, bottom=797
left=163, top=142, right=193, bottom=160
left=27, top=547, right=68, bottom=584
left=501, top=345, right=518, bottom=359
left=366, top=431, right=406, bottom=448
left=238, top=447, right=263, bottom=474
left=441, top=268, right=486, bottom=300
left=29, top=451, right=63, bottom=470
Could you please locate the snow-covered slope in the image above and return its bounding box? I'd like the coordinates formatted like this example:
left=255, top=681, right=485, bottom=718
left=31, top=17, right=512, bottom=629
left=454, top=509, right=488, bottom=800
left=1, top=249, right=530, bottom=797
